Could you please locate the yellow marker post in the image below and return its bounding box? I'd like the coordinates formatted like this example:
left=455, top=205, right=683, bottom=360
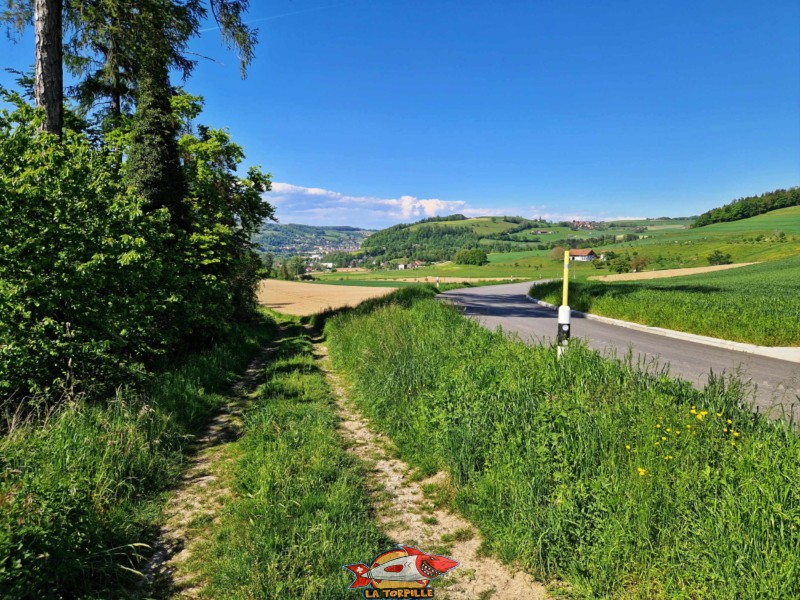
left=557, top=250, right=571, bottom=357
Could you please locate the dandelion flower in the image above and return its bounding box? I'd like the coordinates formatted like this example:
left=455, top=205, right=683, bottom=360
left=716, top=413, right=722, bottom=417
left=637, top=468, right=647, bottom=476
left=726, top=419, right=733, bottom=425
left=661, top=436, right=667, bottom=441
left=723, top=428, right=728, bottom=433
left=625, top=445, right=631, bottom=450
left=666, top=428, right=671, bottom=432
left=656, top=424, right=662, bottom=428
left=733, top=432, right=740, bottom=438
left=690, top=409, right=697, bottom=415
left=686, top=424, right=691, bottom=429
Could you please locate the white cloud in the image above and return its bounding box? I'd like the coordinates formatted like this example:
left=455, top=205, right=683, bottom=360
left=265, top=182, right=500, bottom=228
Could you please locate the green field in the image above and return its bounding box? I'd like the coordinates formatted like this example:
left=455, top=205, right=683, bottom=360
left=531, top=255, right=800, bottom=346
left=312, top=207, right=800, bottom=287
left=327, top=293, right=800, bottom=599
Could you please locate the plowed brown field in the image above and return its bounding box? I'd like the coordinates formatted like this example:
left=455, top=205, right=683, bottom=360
left=257, top=280, right=397, bottom=316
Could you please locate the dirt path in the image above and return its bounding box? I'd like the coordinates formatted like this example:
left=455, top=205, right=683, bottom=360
left=315, top=342, right=551, bottom=600
left=144, top=331, right=281, bottom=597
left=588, top=262, right=758, bottom=281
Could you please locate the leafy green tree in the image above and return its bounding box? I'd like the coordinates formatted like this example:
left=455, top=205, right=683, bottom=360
left=0, top=92, right=176, bottom=398
left=549, top=246, right=566, bottom=261
left=630, top=255, right=648, bottom=272
left=288, top=255, right=307, bottom=278
left=454, top=248, right=488, bottom=265
left=3, top=1, right=258, bottom=124
left=707, top=250, right=733, bottom=265
left=261, top=252, right=275, bottom=277
left=610, top=257, right=631, bottom=274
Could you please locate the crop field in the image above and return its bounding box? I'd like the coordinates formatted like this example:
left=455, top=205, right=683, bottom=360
left=531, top=255, right=800, bottom=346
left=257, top=279, right=398, bottom=315
left=327, top=294, right=800, bottom=599
left=588, top=262, right=757, bottom=281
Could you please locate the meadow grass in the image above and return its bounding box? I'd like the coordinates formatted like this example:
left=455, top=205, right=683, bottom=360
left=327, top=296, right=800, bottom=599
left=191, top=317, right=391, bottom=599
left=531, top=255, right=800, bottom=346
left=0, top=314, right=276, bottom=598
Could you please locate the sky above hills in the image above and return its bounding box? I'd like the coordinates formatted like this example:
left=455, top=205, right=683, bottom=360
left=2, top=1, right=799, bottom=228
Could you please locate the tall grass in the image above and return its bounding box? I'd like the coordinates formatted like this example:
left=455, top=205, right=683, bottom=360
left=0, top=315, right=275, bottom=598
left=193, top=319, right=390, bottom=598
left=327, top=298, right=800, bottom=598
left=531, top=255, right=800, bottom=346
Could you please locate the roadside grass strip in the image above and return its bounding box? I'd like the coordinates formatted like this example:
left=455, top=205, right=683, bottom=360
left=192, top=318, right=391, bottom=599
left=326, top=297, right=800, bottom=599
left=0, top=316, right=276, bottom=598
left=530, top=255, right=800, bottom=346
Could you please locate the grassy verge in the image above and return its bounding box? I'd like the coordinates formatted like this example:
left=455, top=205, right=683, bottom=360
left=191, top=317, right=390, bottom=598
left=530, top=255, right=800, bottom=346
left=326, top=296, right=800, bottom=598
left=0, top=314, right=276, bottom=598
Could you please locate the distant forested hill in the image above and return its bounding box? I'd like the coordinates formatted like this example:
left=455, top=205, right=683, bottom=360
left=253, top=223, right=373, bottom=256
left=692, top=187, right=800, bottom=228
left=358, top=216, right=550, bottom=262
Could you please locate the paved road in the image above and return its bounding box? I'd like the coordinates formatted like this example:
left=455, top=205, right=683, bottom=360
left=440, top=281, right=800, bottom=419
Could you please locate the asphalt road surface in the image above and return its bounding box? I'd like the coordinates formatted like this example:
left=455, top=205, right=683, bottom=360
left=440, top=281, right=800, bottom=420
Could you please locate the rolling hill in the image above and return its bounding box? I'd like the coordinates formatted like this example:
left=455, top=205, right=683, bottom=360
left=253, top=223, right=373, bottom=257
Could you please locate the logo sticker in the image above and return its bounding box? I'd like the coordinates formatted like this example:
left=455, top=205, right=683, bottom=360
left=343, top=544, right=459, bottom=598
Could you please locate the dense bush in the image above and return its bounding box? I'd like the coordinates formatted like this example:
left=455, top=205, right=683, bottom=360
left=328, top=298, right=800, bottom=598
left=0, top=92, right=273, bottom=404
left=454, top=247, right=488, bottom=265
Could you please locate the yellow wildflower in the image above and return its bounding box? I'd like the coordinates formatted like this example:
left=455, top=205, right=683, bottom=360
left=656, top=424, right=662, bottom=428
left=637, top=467, right=647, bottom=476
left=690, top=409, right=697, bottom=415
left=686, top=424, right=691, bottom=429
left=733, top=432, right=740, bottom=438
left=726, top=419, right=733, bottom=424
left=723, top=428, right=728, bottom=433
left=716, top=413, right=722, bottom=417
left=666, top=428, right=671, bottom=432
left=661, top=436, right=667, bottom=441
left=696, top=411, right=708, bottom=421
left=625, top=445, right=631, bottom=450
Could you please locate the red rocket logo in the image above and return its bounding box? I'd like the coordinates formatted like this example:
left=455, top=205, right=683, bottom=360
left=343, top=545, right=458, bottom=598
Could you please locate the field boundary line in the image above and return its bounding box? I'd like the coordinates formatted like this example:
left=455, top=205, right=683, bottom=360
left=526, top=295, right=800, bottom=363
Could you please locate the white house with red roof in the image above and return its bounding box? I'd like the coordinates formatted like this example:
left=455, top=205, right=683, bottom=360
left=568, top=248, right=598, bottom=261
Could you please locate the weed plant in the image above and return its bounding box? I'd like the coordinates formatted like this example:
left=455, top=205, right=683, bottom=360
left=327, top=298, right=800, bottom=598
left=0, top=315, right=275, bottom=598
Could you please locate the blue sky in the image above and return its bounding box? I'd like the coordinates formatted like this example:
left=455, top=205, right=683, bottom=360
left=2, top=1, right=799, bottom=228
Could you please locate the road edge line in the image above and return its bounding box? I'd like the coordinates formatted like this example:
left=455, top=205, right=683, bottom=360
left=525, top=295, right=800, bottom=364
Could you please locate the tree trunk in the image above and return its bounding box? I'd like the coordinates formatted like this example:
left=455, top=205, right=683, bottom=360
left=34, top=0, right=63, bottom=135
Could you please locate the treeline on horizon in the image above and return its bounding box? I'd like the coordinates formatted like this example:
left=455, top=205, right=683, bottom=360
left=692, top=187, right=800, bottom=228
